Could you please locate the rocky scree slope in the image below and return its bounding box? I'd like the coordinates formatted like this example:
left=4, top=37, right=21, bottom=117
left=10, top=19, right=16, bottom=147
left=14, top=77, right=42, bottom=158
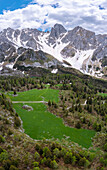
left=0, top=24, right=107, bottom=78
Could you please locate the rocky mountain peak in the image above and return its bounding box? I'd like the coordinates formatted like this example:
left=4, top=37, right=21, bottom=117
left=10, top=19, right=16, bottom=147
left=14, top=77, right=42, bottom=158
left=72, top=26, right=95, bottom=37
left=0, top=24, right=106, bottom=78
left=50, top=23, right=67, bottom=38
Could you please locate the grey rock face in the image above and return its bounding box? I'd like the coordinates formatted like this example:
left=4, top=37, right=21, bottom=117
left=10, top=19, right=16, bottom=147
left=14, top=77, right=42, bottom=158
left=61, top=45, right=76, bottom=58
left=50, top=23, right=67, bottom=39
left=92, top=45, right=107, bottom=61
left=0, top=24, right=107, bottom=77
left=62, top=26, right=96, bottom=50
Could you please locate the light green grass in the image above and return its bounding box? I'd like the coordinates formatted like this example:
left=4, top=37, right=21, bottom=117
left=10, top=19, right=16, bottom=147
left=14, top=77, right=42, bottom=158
left=13, top=103, right=95, bottom=148
left=7, top=89, right=59, bottom=103
left=98, top=93, right=107, bottom=97
left=8, top=88, right=96, bottom=148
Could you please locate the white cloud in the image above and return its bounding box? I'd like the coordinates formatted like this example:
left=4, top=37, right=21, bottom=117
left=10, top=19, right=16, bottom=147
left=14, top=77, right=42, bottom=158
left=0, top=0, right=107, bottom=34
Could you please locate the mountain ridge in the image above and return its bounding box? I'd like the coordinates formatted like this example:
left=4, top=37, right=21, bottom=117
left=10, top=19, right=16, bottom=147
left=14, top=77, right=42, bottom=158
left=0, top=24, right=107, bottom=78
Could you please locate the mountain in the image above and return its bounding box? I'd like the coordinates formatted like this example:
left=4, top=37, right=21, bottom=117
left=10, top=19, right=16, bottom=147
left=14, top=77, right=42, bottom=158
left=0, top=24, right=107, bottom=78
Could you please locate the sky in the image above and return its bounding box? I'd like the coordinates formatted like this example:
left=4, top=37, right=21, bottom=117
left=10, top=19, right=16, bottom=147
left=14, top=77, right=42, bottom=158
left=0, top=0, right=107, bottom=34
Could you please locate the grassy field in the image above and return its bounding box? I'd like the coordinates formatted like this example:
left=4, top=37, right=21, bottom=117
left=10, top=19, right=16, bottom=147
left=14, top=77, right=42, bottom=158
left=98, top=93, right=107, bottom=97
left=7, top=89, right=59, bottom=103
left=7, top=88, right=96, bottom=148
left=13, top=103, right=95, bottom=148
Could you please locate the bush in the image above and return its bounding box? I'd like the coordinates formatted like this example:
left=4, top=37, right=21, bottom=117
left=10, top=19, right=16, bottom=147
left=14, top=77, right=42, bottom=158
left=89, top=153, right=95, bottom=161
left=33, top=167, right=40, bottom=170
left=9, top=165, right=18, bottom=170
left=8, top=129, right=13, bottom=135
left=48, top=100, right=51, bottom=107
left=50, top=160, right=58, bottom=169
left=104, top=143, right=107, bottom=151
left=3, top=159, right=11, bottom=169
left=33, top=162, right=39, bottom=167
left=84, top=160, right=90, bottom=168
left=79, top=157, right=87, bottom=166
left=100, top=157, right=104, bottom=164
left=0, top=152, right=8, bottom=162
left=0, top=147, right=4, bottom=154
left=14, top=116, right=21, bottom=127
left=34, top=152, right=40, bottom=161
left=103, top=159, right=107, bottom=167
left=41, top=157, right=47, bottom=165
left=53, top=148, right=60, bottom=158
left=60, top=148, right=66, bottom=157
left=43, top=147, right=52, bottom=158
left=75, top=122, right=81, bottom=129
left=64, top=152, right=72, bottom=164
left=35, top=144, right=41, bottom=151
left=0, top=135, right=5, bottom=143
left=72, top=156, right=76, bottom=165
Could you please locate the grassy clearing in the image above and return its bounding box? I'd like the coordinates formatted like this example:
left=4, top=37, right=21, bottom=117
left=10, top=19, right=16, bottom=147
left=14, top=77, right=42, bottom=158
left=98, top=93, right=107, bottom=97
left=7, top=89, right=59, bottom=103
left=13, top=103, right=95, bottom=148
left=8, top=88, right=96, bottom=148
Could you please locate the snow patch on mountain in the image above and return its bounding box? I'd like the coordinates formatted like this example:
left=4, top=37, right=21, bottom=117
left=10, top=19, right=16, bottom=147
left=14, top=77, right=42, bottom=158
left=51, top=69, right=58, bottom=74
left=0, top=62, right=4, bottom=71
left=38, top=33, right=69, bottom=62
left=65, top=49, right=95, bottom=72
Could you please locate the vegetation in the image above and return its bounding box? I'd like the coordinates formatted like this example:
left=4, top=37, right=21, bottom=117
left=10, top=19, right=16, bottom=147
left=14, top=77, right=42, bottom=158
left=13, top=103, right=95, bottom=148
left=0, top=73, right=107, bottom=169
left=7, top=89, right=59, bottom=103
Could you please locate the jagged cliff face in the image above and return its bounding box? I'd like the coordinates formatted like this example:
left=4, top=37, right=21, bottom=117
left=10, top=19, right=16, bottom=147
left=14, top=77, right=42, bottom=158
left=0, top=24, right=107, bottom=78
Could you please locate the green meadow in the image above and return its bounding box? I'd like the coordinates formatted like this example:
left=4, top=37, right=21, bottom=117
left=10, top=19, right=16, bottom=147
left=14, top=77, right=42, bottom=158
left=9, top=88, right=95, bottom=148
left=13, top=103, right=95, bottom=148
left=8, top=89, right=59, bottom=103
left=98, top=93, right=107, bottom=97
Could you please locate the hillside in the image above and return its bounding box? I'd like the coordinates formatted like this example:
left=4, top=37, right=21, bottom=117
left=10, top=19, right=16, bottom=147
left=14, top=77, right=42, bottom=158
left=0, top=74, right=107, bottom=169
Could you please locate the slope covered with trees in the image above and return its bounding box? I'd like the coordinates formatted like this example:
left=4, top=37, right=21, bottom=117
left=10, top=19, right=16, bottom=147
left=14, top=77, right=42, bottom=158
left=0, top=72, right=107, bottom=169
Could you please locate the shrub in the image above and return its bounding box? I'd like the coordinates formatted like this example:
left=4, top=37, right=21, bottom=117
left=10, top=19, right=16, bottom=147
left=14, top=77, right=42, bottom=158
left=14, top=116, right=21, bottom=127
left=72, top=156, right=76, bottom=165
left=11, top=158, right=19, bottom=167
left=104, top=143, right=107, bottom=151
left=51, top=143, right=56, bottom=151
left=43, top=147, right=52, bottom=158
left=0, top=147, right=3, bottom=154
left=75, top=122, right=81, bottom=129
left=13, top=90, right=17, bottom=96
left=84, top=160, right=90, bottom=168
left=33, top=161, right=39, bottom=167
left=34, top=152, right=40, bottom=161
left=89, top=153, right=95, bottom=161
left=50, top=160, right=58, bottom=169
left=104, top=159, right=107, bottom=167
left=35, top=144, right=41, bottom=151
left=41, top=157, right=47, bottom=165
left=79, top=157, right=87, bottom=166
left=0, top=135, right=5, bottom=143
left=60, top=148, right=66, bottom=157
left=8, top=129, right=13, bottom=135
left=3, top=159, right=11, bottom=169
left=35, top=144, right=43, bottom=155
left=64, top=152, right=72, bottom=164
left=48, top=100, right=51, bottom=107
left=45, top=158, right=51, bottom=167
left=53, top=148, right=60, bottom=158
left=100, top=157, right=104, bottom=164
left=9, top=165, right=18, bottom=170
left=33, top=167, right=40, bottom=170
left=0, top=152, right=8, bottom=162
